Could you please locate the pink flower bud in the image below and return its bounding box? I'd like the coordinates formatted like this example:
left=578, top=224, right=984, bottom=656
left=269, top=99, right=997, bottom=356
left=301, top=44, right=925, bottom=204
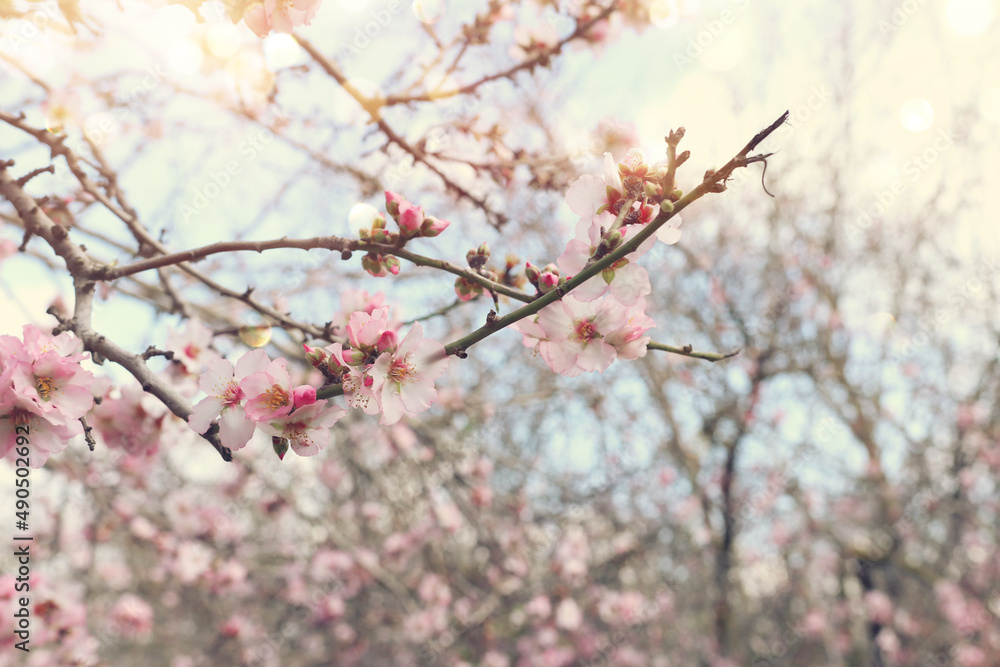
left=524, top=262, right=541, bottom=284
left=420, top=216, right=449, bottom=237
left=272, top=436, right=289, bottom=461
left=376, top=329, right=398, bottom=353
left=384, top=256, right=401, bottom=275
left=303, top=344, right=327, bottom=368
left=538, top=272, right=559, bottom=293
left=384, top=190, right=405, bottom=218
left=292, top=385, right=317, bottom=408
left=397, top=202, right=425, bottom=232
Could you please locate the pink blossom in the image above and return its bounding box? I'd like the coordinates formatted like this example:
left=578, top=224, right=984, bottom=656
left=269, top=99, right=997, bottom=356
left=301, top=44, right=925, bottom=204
left=533, top=296, right=629, bottom=376
left=604, top=297, right=655, bottom=359
left=257, top=400, right=346, bottom=457
left=555, top=598, right=583, bottom=631
left=346, top=306, right=393, bottom=351
left=189, top=349, right=269, bottom=450
left=333, top=289, right=387, bottom=330
left=0, top=399, right=83, bottom=466
left=0, top=238, right=17, bottom=263
left=167, top=318, right=218, bottom=375
left=557, top=215, right=652, bottom=306
left=240, top=356, right=294, bottom=422
left=3, top=324, right=87, bottom=363
left=510, top=22, right=560, bottom=61
left=173, top=541, right=214, bottom=584
left=369, top=322, right=449, bottom=425
left=864, top=590, right=894, bottom=625
left=326, top=344, right=379, bottom=415
left=6, top=350, right=95, bottom=421
left=243, top=0, right=322, bottom=38
left=91, top=382, right=168, bottom=457
left=526, top=595, right=552, bottom=618
left=109, top=594, right=154, bottom=639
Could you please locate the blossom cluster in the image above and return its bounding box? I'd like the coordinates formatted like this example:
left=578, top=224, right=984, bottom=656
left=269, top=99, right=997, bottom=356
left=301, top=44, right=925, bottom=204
left=514, top=151, right=680, bottom=376
left=358, top=191, right=451, bottom=278
left=189, top=300, right=449, bottom=458
left=240, top=0, right=323, bottom=38
left=0, top=326, right=95, bottom=465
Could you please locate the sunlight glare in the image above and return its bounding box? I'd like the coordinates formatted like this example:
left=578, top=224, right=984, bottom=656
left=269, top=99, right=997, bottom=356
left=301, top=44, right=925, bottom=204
left=264, top=33, right=305, bottom=70
left=206, top=22, right=241, bottom=59
left=945, top=0, right=995, bottom=36
left=167, top=40, right=204, bottom=75
left=649, top=0, right=680, bottom=28
left=979, top=87, right=1000, bottom=121
left=900, top=98, right=934, bottom=132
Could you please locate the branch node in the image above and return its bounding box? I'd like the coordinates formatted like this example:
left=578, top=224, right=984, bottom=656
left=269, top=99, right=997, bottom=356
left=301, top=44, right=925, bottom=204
left=140, top=346, right=175, bottom=361
left=15, top=165, right=55, bottom=187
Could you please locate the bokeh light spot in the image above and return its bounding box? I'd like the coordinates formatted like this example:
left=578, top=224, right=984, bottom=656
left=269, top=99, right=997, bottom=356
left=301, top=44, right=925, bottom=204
left=649, top=0, right=680, bottom=28
left=239, top=318, right=272, bottom=348
left=167, top=40, right=204, bottom=75
left=945, top=0, right=995, bottom=35
left=264, top=33, right=305, bottom=70
left=900, top=98, right=934, bottom=132
left=206, top=22, right=241, bottom=59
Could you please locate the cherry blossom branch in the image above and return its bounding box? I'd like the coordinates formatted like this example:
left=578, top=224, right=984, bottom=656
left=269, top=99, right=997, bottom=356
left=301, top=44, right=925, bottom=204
left=0, top=110, right=329, bottom=341
left=54, top=288, right=233, bottom=462
left=107, top=236, right=533, bottom=303
left=0, top=160, right=105, bottom=277
left=295, top=36, right=509, bottom=229
left=443, top=111, right=791, bottom=358
left=382, top=3, right=618, bottom=106
left=645, top=342, right=740, bottom=362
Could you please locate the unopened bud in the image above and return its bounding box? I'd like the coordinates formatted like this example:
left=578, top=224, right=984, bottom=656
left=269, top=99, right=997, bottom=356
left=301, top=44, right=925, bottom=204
left=384, top=190, right=404, bottom=218
left=303, top=344, right=327, bottom=368
left=376, top=329, right=398, bottom=354
left=384, top=256, right=401, bottom=275
left=525, top=261, right=541, bottom=284
left=671, top=189, right=683, bottom=201
left=420, top=216, right=450, bottom=237
left=660, top=200, right=674, bottom=213
left=538, top=273, right=559, bottom=293
left=272, top=436, right=289, bottom=461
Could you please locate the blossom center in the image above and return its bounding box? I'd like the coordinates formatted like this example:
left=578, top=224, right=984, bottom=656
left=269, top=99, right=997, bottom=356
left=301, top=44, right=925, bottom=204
left=222, top=380, right=242, bottom=405
left=571, top=319, right=600, bottom=344
left=388, top=359, right=415, bottom=385
left=261, top=385, right=289, bottom=411
left=35, top=376, right=57, bottom=401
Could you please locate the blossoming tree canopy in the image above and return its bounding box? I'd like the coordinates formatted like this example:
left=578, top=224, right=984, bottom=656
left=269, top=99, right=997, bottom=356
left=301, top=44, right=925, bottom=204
left=1, top=53, right=785, bottom=464
left=3, top=0, right=997, bottom=666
